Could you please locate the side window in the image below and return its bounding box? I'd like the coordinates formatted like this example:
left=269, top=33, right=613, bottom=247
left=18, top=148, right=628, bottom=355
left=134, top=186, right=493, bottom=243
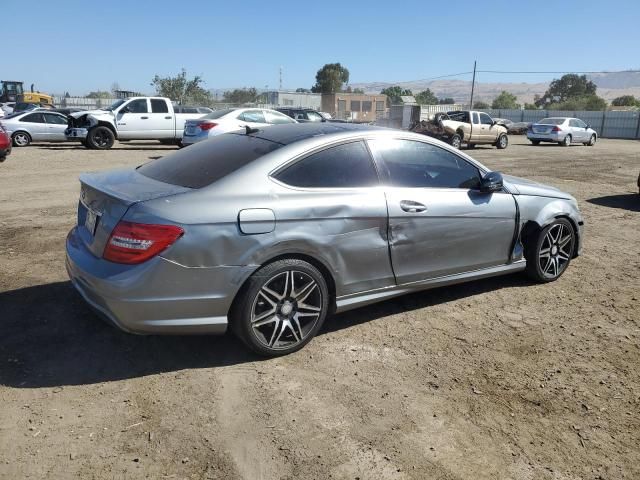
left=275, top=141, right=379, bottom=188
left=20, top=113, right=45, bottom=123
left=44, top=113, right=68, bottom=124
left=575, top=119, right=587, bottom=128
left=125, top=99, right=148, bottom=113
left=264, top=111, right=295, bottom=124
left=240, top=110, right=266, bottom=123
left=305, top=111, right=324, bottom=122
left=368, top=139, right=481, bottom=189
left=151, top=99, right=169, bottom=113
left=479, top=113, right=493, bottom=125
left=472, top=113, right=480, bottom=124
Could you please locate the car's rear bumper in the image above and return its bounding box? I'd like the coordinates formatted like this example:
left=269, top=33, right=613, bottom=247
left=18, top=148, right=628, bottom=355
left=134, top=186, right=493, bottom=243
left=65, top=128, right=88, bottom=140
left=527, top=133, right=563, bottom=142
left=65, top=226, right=253, bottom=335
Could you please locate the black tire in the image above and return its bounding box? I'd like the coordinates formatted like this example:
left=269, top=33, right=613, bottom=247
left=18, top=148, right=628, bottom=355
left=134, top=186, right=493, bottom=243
left=87, top=126, right=115, bottom=150
left=524, top=218, right=575, bottom=283
left=496, top=133, right=509, bottom=149
left=231, top=259, right=330, bottom=357
left=560, top=134, right=571, bottom=147
left=450, top=133, right=462, bottom=149
left=466, top=143, right=476, bottom=149
left=587, top=134, right=596, bottom=146
left=12, top=131, right=31, bottom=147
left=530, top=140, right=540, bottom=145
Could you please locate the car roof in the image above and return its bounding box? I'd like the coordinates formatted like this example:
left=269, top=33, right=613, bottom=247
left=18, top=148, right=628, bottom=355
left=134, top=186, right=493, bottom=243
left=243, top=122, right=383, bottom=145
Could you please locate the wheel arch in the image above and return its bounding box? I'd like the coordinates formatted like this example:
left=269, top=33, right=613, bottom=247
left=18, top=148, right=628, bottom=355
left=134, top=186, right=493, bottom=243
left=230, top=251, right=338, bottom=316
left=95, top=121, right=118, bottom=138
left=520, top=214, right=580, bottom=259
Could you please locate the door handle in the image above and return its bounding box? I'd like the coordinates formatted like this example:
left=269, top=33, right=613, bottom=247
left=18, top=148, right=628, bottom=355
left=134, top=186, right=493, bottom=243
left=141, top=116, right=148, bottom=119
left=400, top=200, right=427, bottom=213
left=164, top=116, right=172, bottom=119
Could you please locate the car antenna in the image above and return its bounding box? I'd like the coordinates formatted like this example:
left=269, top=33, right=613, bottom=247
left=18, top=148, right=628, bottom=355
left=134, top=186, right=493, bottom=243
left=245, top=125, right=259, bottom=134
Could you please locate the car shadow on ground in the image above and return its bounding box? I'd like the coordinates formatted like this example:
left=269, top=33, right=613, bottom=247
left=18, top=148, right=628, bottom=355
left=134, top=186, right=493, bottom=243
left=0, top=274, right=531, bottom=388
left=587, top=193, right=640, bottom=212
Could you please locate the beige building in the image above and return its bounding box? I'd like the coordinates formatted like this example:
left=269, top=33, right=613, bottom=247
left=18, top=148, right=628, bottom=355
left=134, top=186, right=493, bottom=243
left=321, top=93, right=387, bottom=122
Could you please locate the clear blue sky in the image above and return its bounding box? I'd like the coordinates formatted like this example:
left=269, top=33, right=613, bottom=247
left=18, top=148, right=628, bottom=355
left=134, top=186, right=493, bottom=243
left=7, top=0, right=640, bottom=95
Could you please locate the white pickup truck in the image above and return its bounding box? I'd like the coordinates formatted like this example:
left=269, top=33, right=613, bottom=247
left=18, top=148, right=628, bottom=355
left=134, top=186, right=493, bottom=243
left=65, top=97, right=206, bottom=149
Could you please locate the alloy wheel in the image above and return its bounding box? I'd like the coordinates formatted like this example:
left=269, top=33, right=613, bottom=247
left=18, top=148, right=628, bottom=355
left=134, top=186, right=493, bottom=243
left=538, top=223, right=573, bottom=279
left=13, top=133, right=29, bottom=147
left=250, top=270, right=323, bottom=350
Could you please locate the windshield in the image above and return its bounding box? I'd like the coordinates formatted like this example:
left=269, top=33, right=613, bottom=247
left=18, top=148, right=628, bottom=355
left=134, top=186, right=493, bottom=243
left=538, top=118, right=565, bottom=125
left=203, top=108, right=238, bottom=119
left=103, top=99, right=126, bottom=111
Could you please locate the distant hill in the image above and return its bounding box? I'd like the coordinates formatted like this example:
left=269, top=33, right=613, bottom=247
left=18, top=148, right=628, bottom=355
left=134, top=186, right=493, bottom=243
left=350, top=70, right=640, bottom=104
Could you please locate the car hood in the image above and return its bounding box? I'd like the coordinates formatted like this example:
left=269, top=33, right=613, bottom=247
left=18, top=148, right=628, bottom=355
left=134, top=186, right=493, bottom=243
left=503, top=175, right=573, bottom=199
left=69, top=109, right=113, bottom=119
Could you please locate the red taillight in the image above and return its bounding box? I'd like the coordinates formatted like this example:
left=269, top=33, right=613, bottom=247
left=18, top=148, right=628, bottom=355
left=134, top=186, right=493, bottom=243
left=103, top=221, right=184, bottom=264
left=551, top=126, right=562, bottom=132
left=198, top=121, right=218, bottom=131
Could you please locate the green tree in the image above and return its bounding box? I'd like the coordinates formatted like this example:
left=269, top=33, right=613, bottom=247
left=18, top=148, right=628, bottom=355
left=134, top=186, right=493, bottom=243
left=523, top=102, right=538, bottom=110
left=439, top=97, right=455, bottom=105
left=536, top=74, right=597, bottom=107
left=473, top=101, right=490, bottom=109
left=151, top=69, right=212, bottom=105
left=611, top=95, right=639, bottom=107
left=491, top=91, right=519, bottom=109
left=223, top=88, right=258, bottom=104
left=415, top=89, right=438, bottom=105
left=353, top=88, right=365, bottom=94
left=86, top=90, right=113, bottom=99
left=380, top=86, right=413, bottom=106
left=311, top=63, right=349, bottom=94
left=547, top=94, right=607, bottom=111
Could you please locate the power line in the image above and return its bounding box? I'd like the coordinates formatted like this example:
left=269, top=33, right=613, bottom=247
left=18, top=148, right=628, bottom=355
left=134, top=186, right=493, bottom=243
left=477, top=69, right=640, bottom=74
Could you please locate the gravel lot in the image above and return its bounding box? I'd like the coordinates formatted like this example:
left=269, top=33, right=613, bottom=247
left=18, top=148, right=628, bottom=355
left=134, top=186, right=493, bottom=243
left=1, top=137, right=638, bottom=479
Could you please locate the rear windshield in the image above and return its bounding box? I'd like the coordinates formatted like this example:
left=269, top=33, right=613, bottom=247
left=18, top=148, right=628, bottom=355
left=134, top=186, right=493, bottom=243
left=203, top=108, right=238, bottom=120
left=137, top=133, right=282, bottom=189
left=538, top=118, right=565, bottom=125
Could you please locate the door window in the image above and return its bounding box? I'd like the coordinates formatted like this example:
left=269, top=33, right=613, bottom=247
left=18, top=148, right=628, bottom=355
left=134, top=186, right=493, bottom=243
left=575, top=119, right=587, bottom=128
left=275, top=141, right=379, bottom=188
left=43, top=113, right=68, bottom=124
left=479, top=113, right=493, bottom=125
left=20, top=113, right=45, bottom=123
left=125, top=99, right=148, bottom=113
left=305, top=111, right=324, bottom=122
left=369, top=139, right=481, bottom=189
left=472, top=112, right=479, bottom=124
left=240, top=110, right=266, bottom=123
left=150, top=99, right=169, bottom=113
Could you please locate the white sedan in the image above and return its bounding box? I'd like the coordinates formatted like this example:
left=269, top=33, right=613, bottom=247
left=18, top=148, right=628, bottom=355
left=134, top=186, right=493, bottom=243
left=182, top=108, right=297, bottom=146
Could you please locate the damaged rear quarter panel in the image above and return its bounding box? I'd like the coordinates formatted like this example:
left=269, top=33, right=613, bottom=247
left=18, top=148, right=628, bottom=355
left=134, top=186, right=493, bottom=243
left=127, top=182, right=396, bottom=298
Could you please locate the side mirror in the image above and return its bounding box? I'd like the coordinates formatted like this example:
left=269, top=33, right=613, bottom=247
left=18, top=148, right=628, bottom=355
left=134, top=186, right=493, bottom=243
left=585, top=124, right=590, bottom=129
left=120, top=106, right=130, bottom=114
left=480, top=171, right=503, bottom=193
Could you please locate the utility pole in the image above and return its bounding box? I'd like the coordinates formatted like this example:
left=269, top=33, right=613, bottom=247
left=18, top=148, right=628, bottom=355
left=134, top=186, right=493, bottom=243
left=279, top=66, right=283, bottom=91
left=469, top=60, right=477, bottom=109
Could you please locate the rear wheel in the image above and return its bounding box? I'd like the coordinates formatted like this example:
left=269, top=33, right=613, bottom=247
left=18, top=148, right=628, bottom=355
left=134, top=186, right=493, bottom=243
left=450, top=133, right=462, bottom=149
left=496, top=133, right=508, bottom=149
left=12, top=131, right=31, bottom=147
left=231, top=259, right=330, bottom=356
left=560, top=134, right=571, bottom=147
left=530, top=140, right=540, bottom=145
left=87, top=126, right=115, bottom=150
left=525, top=218, right=575, bottom=283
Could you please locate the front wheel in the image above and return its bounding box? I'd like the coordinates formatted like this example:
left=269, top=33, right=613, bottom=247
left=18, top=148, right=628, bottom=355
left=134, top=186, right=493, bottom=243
left=496, top=133, right=508, bottom=149
left=231, top=259, right=329, bottom=356
left=87, top=126, right=115, bottom=150
left=12, top=131, right=31, bottom=147
left=587, top=134, right=596, bottom=146
left=530, top=140, right=540, bottom=146
left=525, top=218, right=575, bottom=283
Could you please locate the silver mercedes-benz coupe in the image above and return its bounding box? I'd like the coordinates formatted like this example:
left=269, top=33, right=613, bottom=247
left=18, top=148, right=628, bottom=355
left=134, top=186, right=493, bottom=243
left=66, top=123, right=583, bottom=356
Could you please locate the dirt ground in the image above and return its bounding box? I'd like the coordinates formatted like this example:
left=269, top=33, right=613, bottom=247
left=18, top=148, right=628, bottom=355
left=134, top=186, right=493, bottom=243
left=0, top=136, right=638, bottom=480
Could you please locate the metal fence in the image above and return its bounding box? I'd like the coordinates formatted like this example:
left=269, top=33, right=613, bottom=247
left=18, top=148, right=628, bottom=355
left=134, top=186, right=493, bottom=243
left=478, top=108, right=640, bottom=139
left=54, top=96, right=120, bottom=109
